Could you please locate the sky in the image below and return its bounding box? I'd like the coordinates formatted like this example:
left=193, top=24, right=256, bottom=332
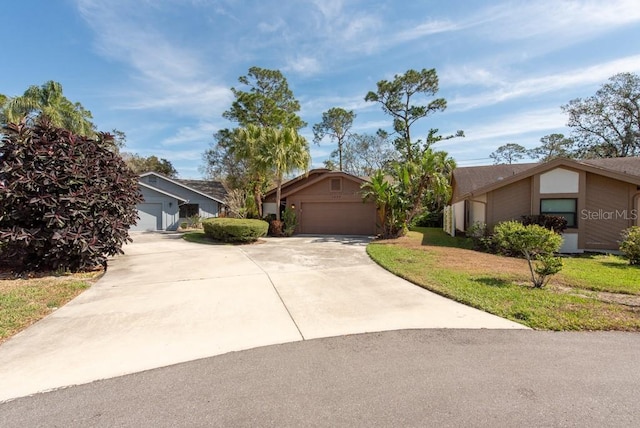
left=2, top=0, right=640, bottom=179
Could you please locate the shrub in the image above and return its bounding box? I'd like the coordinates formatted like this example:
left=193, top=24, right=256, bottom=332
left=492, top=221, right=563, bottom=288
left=282, top=207, right=297, bottom=237
left=187, top=214, right=202, bottom=229
left=620, top=226, right=640, bottom=265
left=268, top=219, right=284, bottom=237
left=0, top=121, right=142, bottom=272
left=202, top=218, right=268, bottom=243
left=521, top=214, right=568, bottom=234
left=466, top=221, right=492, bottom=251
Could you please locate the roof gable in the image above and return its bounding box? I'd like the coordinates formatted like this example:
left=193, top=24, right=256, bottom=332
left=139, top=172, right=227, bottom=204
left=451, top=157, right=640, bottom=203
left=138, top=182, right=186, bottom=201
left=265, top=169, right=368, bottom=198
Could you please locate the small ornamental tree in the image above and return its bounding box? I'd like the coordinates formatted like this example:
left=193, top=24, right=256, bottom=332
left=0, top=120, right=142, bottom=272
left=492, top=221, right=563, bottom=288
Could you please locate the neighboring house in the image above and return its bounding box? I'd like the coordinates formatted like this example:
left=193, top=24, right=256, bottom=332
left=263, top=169, right=377, bottom=235
left=445, top=157, right=640, bottom=253
left=132, top=172, right=227, bottom=231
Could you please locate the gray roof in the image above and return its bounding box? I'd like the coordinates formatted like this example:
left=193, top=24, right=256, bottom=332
left=452, top=163, right=537, bottom=201
left=451, top=157, right=640, bottom=203
left=175, top=179, right=228, bottom=202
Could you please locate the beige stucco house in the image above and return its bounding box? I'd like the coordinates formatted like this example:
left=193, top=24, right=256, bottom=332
left=445, top=157, right=640, bottom=253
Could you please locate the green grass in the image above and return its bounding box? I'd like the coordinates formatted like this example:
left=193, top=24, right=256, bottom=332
left=560, top=255, right=640, bottom=294
left=368, top=228, right=640, bottom=331
left=412, top=226, right=473, bottom=249
left=0, top=274, right=95, bottom=343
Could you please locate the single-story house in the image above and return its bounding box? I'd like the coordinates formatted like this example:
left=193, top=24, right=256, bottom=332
left=445, top=157, right=640, bottom=253
left=263, top=169, right=377, bottom=235
left=132, top=172, right=227, bottom=231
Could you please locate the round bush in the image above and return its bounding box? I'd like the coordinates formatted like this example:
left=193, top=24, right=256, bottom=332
left=202, top=218, right=268, bottom=243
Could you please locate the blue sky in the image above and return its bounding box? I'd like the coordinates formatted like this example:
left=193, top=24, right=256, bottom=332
left=3, top=0, right=640, bottom=178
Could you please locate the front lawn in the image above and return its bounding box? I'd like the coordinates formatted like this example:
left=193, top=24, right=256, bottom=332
left=367, top=227, right=640, bottom=331
left=0, top=272, right=100, bottom=344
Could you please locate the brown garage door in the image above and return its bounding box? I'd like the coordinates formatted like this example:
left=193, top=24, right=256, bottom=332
left=300, top=202, right=376, bottom=235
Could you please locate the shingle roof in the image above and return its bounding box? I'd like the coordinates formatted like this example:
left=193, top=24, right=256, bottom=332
left=451, top=157, right=640, bottom=203
left=451, top=163, right=537, bottom=201
left=174, top=179, right=228, bottom=202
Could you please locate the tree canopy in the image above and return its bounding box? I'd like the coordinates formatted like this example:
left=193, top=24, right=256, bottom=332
left=562, top=72, right=640, bottom=158
left=313, top=107, right=355, bottom=172
left=365, top=68, right=462, bottom=163
left=1, top=81, right=96, bottom=137
left=490, top=143, right=528, bottom=164
left=123, top=153, right=178, bottom=177
left=528, top=134, right=575, bottom=162
left=222, top=66, right=306, bottom=129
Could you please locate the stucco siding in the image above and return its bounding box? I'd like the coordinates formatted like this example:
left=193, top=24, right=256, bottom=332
left=540, top=168, right=579, bottom=193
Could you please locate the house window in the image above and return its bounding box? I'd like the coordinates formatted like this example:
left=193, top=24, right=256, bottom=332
left=540, top=198, right=577, bottom=227
left=330, top=178, right=342, bottom=192
left=180, top=203, right=199, bottom=218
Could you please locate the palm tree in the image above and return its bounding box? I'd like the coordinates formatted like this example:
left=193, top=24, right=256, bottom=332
left=259, top=127, right=310, bottom=221
left=233, top=124, right=268, bottom=217
left=2, top=81, right=96, bottom=136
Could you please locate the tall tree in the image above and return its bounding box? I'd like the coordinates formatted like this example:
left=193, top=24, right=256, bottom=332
left=122, top=153, right=178, bottom=177
left=365, top=68, right=462, bottom=163
left=313, top=107, right=355, bottom=171
left=528, top=134, right=575, bottom=162
left=1, top=81, right=96, bottom=137
left=490, top=143, right=528, bottom=164
left=325, top=130, right=396, bottom=176
left=259, top=127, right=311, bottom=221
left=562, top=72, right=640, bottom=158
left=222, top=66, right=306, bottom=129
left=203, top=67, right=306, bottom=216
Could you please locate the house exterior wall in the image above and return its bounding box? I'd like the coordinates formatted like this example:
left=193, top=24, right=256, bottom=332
left=540, top=168, right=579, bottom=193
left=486, top=178, right=532, bottom=228
left=280, top=175, right=376, bottom=235
left=453, top=201, right=465, bottom=232
left=134, top=186, right=180, bottom=231
left=139, top=175, right=221, bottom=219
left=582, top=173, right=637, bottom=250
left=468, top=194, right=487, bottom=227
left=455, top=165, right=639, bottom=252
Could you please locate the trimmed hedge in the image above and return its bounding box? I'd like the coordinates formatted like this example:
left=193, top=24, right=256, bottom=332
left=202, top=218, right=268, bottom=243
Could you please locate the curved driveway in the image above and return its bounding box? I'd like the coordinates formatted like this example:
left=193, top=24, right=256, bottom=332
left=0, top=232, right=524, bottom=402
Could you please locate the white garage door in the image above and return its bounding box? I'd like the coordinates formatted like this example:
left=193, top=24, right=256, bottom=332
left=133, top=203, right=162, bottom=231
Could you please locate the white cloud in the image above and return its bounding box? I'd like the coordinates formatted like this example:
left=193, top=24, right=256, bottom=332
left=394, top=19, right=462, bottom=43
left=449, top=55, right=640, bottom=111
left=284, top=56, right=322, bottom=75
left=76, top=0, right=230, bottom=118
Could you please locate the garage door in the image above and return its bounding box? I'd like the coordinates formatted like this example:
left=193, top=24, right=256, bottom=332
left=300, top=202, right=376, bottom=235
left=133, top=203, right=162, bottom=231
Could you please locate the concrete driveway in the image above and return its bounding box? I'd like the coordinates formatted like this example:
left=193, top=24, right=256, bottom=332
left=0, top=232, right=525, bottom=402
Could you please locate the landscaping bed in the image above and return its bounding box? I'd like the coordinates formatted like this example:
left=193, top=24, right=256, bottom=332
left=367, top=227, right=640, bottom=331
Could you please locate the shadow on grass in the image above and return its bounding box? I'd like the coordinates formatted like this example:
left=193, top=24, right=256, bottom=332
left=471, top=276, right=512, bottom=288
left=411, top=227, right=473, bottom=249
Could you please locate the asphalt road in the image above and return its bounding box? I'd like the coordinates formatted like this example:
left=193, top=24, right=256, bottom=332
left=2, top=329, right=639, bottom=427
